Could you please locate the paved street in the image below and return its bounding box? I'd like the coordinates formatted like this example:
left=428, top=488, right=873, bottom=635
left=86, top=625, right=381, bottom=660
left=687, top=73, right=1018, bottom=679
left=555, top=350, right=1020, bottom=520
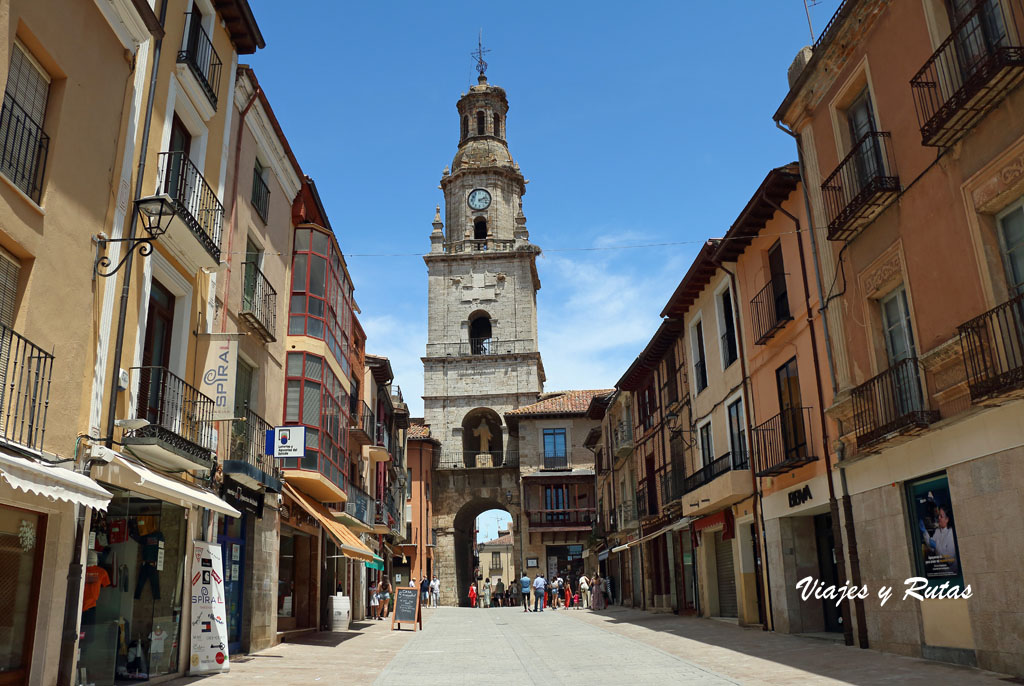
left=169, top=606, right=1015, bottom=685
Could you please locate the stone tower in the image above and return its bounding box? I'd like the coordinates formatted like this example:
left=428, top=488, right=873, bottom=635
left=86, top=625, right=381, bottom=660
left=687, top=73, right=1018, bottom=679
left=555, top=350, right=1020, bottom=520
left=423, top=72, right=544, bottom=457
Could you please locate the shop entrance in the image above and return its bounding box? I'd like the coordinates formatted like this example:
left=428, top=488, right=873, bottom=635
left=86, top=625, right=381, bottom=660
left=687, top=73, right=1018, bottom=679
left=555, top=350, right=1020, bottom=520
left=814, top=513, right=843, bottom=632
left=217, top=515, right=246, bottom=653
left=713, top=531, right=738, bottom=618
left=545, top=544, right=583, bottom=580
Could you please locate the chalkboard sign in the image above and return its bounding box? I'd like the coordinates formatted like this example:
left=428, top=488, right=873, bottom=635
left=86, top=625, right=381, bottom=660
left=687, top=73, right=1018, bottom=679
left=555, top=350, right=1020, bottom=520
left=391, top=586, right=422, bottom=631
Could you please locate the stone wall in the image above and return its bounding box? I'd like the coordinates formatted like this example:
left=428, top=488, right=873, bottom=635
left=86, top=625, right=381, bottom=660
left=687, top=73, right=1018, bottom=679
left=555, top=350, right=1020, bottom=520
left=247, top=493, right=279, bottom=652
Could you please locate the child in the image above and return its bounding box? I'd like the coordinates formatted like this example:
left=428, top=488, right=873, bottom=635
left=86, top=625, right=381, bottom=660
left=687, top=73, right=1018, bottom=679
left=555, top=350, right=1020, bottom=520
left=573, top=592, right=580, bottom=608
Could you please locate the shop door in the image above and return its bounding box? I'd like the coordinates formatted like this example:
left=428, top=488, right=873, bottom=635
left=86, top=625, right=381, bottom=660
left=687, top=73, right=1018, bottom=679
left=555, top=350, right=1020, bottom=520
left=814, top=514, right=843, bottom=633
left=713, top=531, right=738, bottom=618
left=0, top=508, right=45, bottom=685
left=218, top=516, right=246, bottom=654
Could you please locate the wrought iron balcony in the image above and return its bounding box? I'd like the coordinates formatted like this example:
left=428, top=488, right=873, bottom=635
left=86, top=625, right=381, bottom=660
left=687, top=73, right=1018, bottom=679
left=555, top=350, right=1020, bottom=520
left=683, top=451, right=748, bottom=495
left=636, top=477, right=659, bottom=518
left=851, top=356, right=940, bottom=449
left=958, top=291, right=1024, bottom=400
left=0, top=94, right=48, bottom=203
left=251, top=169, right=270, bottom=222
left=0, top=324, right=53, bottom=452
left=343, top=482, right=376, bottom=527
left=752, top=407, right=819, bottom=477
left=155, top=151, right=224, bottom=262
left=434, top=450, right=520, bottom=469
left=348, top=399, right=374, bottom=445
left=617, top=500, right=636, bottom=527
left=750, top=276, right=792, bottom=345
left=240, top=261, right=276, bottom=342
left=658, top=467, right=686, bottom=506
left=821, top=131, right=900, bottom=241
left=177, top=12, right=222, bottom=107
left=543, top=453, right=569, bottom=470
left=911, top=0, right=1024, bottom=147
left=526, top=508, right=595, bottom=529
left=225, top=408, right=281, bottom=491
left=425, top=339, right=535, bottom=357
left=613, top=420, right=633, bottom=458
left=124, top=366, right=215, bottom=470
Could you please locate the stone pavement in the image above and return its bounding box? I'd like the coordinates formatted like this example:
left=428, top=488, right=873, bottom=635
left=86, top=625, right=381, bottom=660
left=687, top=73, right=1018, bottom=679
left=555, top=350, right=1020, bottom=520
left=168, top=606, right=1017, bottom=685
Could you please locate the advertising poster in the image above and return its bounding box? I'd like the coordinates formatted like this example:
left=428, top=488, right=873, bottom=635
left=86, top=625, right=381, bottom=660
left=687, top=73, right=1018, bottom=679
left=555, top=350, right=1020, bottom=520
left=189, top=541, right=230, bottom=673
left=909, top=474, right=961, bottom=579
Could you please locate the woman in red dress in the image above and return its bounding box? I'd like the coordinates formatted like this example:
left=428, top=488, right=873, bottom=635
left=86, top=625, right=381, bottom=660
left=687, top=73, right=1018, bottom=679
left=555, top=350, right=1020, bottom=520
left=468, top=582, right=478, bottom=608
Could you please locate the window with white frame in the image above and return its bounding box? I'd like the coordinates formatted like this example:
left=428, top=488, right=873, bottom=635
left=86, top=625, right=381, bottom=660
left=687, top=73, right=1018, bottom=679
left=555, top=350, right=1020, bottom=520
left=717, top=285, right=738, bottom=368
left=997, top=201, right=1024, bottom=296
left=691, top=318, right=707, bottom=393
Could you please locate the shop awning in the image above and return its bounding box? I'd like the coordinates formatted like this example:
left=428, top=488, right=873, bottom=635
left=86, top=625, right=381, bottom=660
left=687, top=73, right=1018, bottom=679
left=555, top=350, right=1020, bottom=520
left=0, top=452, right=112, bottom=511
left=610, top=544, right=629, bottom=553
left=283, top=484, right=374, bottom=563
left=366, top=555, right=385, bottom=571
left=615, top=518, right=691, bottom=552
left=93, top=454, right=241, bottom=517
left=597, top=550, right=610, bottom=561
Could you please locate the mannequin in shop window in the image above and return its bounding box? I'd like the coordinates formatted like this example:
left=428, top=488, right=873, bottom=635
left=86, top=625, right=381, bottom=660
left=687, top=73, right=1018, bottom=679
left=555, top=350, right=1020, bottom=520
left=131, top=516, right=165, bottom=599
left=82, top=550, right=110, bottom=626
left=149, top=622, right=168, bottom=674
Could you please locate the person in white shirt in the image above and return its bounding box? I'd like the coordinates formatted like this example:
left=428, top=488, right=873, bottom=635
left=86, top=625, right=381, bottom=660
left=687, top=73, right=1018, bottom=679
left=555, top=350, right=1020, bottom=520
left=578, top=574, right=590, bottom=610
left=429, top=576, right=440, bottom=607
left=532, top=574, right=545, bottom=612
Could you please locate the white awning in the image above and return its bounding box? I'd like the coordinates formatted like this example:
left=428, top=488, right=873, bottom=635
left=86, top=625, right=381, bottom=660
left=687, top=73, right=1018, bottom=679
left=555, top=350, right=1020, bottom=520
left=0, top=452, right=112, bottom=511
left=610, top=544, right=630, bottom=553
left=93, top=454, right=241, bottom=517
left=613, top=518, right=691, bottom=553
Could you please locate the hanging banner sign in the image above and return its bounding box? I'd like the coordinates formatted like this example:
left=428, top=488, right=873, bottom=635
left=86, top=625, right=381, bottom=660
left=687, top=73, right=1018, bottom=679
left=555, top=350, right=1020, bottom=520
left=189, top=541, right=230, bottom=674
left=201, top=340, right=237, bottom=420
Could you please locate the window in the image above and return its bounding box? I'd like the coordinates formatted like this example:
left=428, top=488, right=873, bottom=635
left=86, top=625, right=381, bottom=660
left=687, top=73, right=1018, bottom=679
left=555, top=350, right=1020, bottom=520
left=283, top=351, right=348, bottom=488
left=543, top=428, right=567, bottom=468
left=997, top=202, right=1024, bottom=295
left=882, top=287, right=916, bottom=364
left=726, top=398, right=746, bottom=468
left=768, top=241, right=790, bottom=322
left=461, top=115, right=468, bottom=140
left=692, top=320, right=708, bottom=392
left=719, top=288, right=738, bottom=368
left=1, top=42, right=50, bottom=202
left=469, top=314, right=491, bottom=355
left=638, top=381, right=657, bottom=431
left=844, top=88, right=885, bottom=189
left=251, top=158, right=269, bottom=222
left=776, top=357, right=807, bottom=462
left=289, top=227, right=352, bottom=370
left=493, top=113, right=501, bottom=136
left=698, top=421, right=713, bottom=466
left=0, top=247, right=21, bottom=328
left=664, top=347, right=678, bottom=404
left=406, top=468, right=412, bottom=499
left=473, top=216, right=488, bottom=240
left=491, top=551, right=501, bottom=568
left=476, top=111, right=485, bottom=135
left=543, top=485, right=568, bottom=521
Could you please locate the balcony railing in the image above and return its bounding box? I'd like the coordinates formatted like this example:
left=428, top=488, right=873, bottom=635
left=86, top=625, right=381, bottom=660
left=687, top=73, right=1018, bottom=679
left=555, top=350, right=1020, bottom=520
left=240, top=261, right=276, bottom=342
left=617, top=500, right=636, bottom=527
left=0, top=324, right=53, bottom=452
left=228, top=408, right=280, bottom=487
left=851, top=356, right=940, bottom=449
left=526, top=508, right=596, bottom=528
left=344, top=482, right=376, bottom=527
left=821, top=131, right=900, bottom=241
left=127, top=366, right=215, bottom=465
left=447, top=238, right=515, bottom=253
left=425, top=339, right=534, bottom=357
left=958, top=291, right=1024, bottom=400
left=752, top=407, right=819, bottom=477
left=911, top=0, right=1024, bottom=147
left=251, top=170, right=270, bottom=222
left=543, top=453, right=568, bottom=470
left=178, top=12, right=222, bottom=107
left=0, top=94, right=48, bottom=203
left=434, top=450, right=520, bottom=469
left=155, top=151, right=224, bottom=261
left=683, top=451, right=748, bottom=495
left=349, top=400, right=374, bottom=443
left=613, top=421, right=633, bottom=458
left=658, top=467, right=686, bottom=506
left=391, top=385, right=403, bottom=403
left=750, top=276, right=792, bottom=345
left=636, top=477, right=658, bottom=518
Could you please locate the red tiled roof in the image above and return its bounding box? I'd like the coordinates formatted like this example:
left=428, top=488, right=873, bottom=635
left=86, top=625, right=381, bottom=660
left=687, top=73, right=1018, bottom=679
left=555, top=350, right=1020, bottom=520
left=506, top=390, right=615, bottom=417
left=482, top=533, right=513, bottom=546
left=407, top=422, right=431, bottom=440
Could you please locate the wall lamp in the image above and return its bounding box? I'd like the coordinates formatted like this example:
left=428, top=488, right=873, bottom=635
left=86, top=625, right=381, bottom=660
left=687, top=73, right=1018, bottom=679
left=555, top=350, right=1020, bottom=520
left=95, top=195, right=176, bottom=278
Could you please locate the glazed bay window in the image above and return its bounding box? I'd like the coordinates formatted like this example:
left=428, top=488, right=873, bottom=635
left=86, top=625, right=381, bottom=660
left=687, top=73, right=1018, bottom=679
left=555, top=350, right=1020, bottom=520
left=543, top=428, right=567, bottom=469
left=290, top=227, right=354, bottom=372
left=1, top=42, right=50, bottom=203
left=284, top=351, right=349, bottom=492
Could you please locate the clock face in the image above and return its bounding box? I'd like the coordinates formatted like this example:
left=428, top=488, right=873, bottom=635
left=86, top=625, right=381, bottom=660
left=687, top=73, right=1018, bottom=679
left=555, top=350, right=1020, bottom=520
left=468, top=188, right=492, bottom=210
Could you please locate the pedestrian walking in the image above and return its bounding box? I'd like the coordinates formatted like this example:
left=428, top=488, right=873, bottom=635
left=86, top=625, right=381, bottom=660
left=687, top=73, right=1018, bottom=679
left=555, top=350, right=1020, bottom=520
left=494, top=577, right=505, bottom=606
left=483, top=578, right=492, bottom=608
left=520, top=572, right=531, bottom=612
left=579, top=574, right=590, bottom=610
left=592, top=574, right=604, bottom=610
left=377, top=578, right=393, bottom=619
left=370, top=580, right=380, bottom=619
left=468, top=582, right=478, bottom=608
left=420, top=576, right=430, bottom=606
left=429, top=575, right=440, bottom=607
left=532, top=573, right=545, bottom=612
left=564, top=579, right=571, bottom=609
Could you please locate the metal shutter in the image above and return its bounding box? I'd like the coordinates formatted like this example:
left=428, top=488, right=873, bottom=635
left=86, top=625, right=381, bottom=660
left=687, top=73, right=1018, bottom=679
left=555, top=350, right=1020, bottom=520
left=714, top=531, right=738, bottom=618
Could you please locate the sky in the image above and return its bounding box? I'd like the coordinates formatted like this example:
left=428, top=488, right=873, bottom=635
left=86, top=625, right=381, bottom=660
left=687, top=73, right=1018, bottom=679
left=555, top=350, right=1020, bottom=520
left=245, top=0, right=843, bottom=429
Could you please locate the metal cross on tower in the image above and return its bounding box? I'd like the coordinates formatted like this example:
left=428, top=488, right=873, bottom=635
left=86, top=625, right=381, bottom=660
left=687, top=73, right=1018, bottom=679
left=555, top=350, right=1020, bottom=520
left=472, top=30, right=490, bottom=76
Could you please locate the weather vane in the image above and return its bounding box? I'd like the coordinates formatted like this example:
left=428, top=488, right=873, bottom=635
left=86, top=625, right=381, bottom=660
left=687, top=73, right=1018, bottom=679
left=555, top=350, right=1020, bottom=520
left=472, top=29, right=490, bottom=77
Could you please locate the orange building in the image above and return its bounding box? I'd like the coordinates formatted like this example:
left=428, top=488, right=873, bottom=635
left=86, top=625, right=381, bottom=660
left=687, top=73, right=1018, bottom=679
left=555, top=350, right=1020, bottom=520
left=400, top=422, right=439, bottom=584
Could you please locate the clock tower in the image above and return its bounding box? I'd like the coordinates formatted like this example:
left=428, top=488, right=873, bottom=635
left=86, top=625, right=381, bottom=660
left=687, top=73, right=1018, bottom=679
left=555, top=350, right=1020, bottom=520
left=422, top=70, right=544, bottom=465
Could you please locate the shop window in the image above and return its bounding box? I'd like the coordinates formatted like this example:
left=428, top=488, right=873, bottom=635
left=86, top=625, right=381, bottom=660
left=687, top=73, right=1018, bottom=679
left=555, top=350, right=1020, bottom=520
left=79, top=489, right=187, bottom=681
left=906, top=472, right=964, bottom=589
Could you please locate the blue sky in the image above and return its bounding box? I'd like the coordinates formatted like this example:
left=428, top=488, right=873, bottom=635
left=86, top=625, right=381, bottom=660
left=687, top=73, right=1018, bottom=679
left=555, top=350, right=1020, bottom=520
left=244, top=1, right=842, bottom=541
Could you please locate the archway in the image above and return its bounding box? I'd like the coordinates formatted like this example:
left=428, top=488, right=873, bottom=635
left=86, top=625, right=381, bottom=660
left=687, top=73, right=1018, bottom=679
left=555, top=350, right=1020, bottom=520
left=453, top=497, right=520, bottom=607
left=468, top=312, right=491, bottom=354
left=461, top=407, right=502, bottom=466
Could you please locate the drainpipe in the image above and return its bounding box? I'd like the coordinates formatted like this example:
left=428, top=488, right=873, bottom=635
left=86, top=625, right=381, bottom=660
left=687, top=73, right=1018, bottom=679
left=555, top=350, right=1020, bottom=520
left=714, top=260, right=772, bottom=631
left=60, top=2, right=168, bottom=684
left=774, top=119, right=869, bottom=649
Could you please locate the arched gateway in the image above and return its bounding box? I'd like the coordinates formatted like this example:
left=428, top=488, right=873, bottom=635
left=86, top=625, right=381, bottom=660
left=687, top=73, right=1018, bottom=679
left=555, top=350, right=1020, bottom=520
left=422, top=68, right=544, bottom=606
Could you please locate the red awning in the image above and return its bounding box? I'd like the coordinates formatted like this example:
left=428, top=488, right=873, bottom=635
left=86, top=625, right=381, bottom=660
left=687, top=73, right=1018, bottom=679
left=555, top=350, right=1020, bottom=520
left=690, top=509, right=734, bottom=547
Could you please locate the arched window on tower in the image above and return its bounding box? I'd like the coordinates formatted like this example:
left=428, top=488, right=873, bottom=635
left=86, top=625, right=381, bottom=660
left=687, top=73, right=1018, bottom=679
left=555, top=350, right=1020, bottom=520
left=476, top=111, right=485, bottom=135
left=461, top=115, right=468, bottom=140
left=469, top=313, right=492, bottom=355
left=493, top=113, right=501, bottom=137
left=473, top=217, right=488, bottom=241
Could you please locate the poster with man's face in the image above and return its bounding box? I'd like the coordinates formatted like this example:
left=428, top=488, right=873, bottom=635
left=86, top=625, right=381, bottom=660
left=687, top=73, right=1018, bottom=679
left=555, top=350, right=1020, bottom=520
left=909, top=474, right=960, bottom=579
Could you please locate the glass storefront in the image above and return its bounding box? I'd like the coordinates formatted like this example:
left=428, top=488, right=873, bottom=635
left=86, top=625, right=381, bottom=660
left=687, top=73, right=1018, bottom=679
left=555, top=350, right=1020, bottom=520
left=78, top=487, right=187, bottom=685
left=217, top=515, right=245, bottom=653
left=0, top=505, right=45, bottom=682
left=278, top=527, right=295, bottom=618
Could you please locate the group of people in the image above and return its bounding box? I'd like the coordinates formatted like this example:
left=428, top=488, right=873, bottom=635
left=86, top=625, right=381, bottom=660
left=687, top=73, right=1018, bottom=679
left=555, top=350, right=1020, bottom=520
left=418, top=575, right=441, bottom=608
left=513, top=572, right=609, bottom=612
left=467, top=577, right=517, bottom=607
left=369, top=575, right=441, bottom=620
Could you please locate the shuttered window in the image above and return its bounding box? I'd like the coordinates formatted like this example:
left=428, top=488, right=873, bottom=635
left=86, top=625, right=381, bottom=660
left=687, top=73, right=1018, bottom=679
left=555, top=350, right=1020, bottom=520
left=0, top=248, right=21, bottom=328
left=1, top=42, right=50, bottom=200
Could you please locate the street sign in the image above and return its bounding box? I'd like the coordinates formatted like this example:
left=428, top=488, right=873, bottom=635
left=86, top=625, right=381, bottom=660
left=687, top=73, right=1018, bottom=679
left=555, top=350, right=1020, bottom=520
left=273, top=426, right=305, bottom=458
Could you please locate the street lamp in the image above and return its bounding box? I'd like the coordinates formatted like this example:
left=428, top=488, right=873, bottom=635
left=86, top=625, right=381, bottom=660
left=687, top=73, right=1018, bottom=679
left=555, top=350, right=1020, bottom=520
left=95, top=195, right=176, bottom=278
